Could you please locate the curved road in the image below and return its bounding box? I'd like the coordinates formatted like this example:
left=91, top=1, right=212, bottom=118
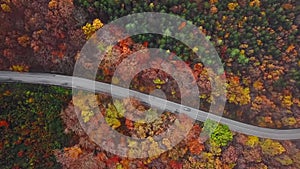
left=0, top=71, right=299, bottom=140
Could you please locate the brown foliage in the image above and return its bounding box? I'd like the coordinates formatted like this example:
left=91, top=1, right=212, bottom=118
left=1, top=0, right=85, bottom=73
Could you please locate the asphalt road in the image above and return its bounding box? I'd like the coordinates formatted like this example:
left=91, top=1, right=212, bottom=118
left=0, top=71, right=299, bottom=140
